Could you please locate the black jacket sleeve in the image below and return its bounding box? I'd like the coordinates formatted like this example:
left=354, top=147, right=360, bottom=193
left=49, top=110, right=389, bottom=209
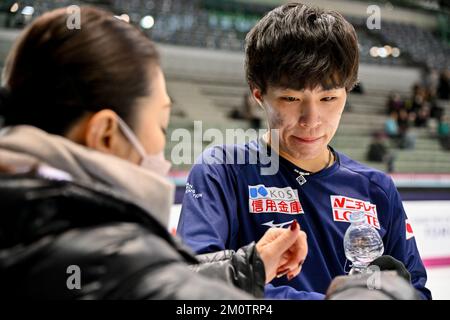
left=0, top=222, right=257, bottom=300
left=190, top=243, right=266, bottom=298
left=0, top=175, right=264, bottom=300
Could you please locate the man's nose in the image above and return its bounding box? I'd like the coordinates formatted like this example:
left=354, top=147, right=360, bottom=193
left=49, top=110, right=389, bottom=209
left=298, top=102, right=322, bottom=128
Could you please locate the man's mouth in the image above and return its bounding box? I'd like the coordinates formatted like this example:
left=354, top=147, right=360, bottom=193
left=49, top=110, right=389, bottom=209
left=292, top=136, right=323, bottom=144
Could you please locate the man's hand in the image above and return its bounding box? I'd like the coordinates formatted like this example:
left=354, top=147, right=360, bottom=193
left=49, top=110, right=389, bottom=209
left=255, top=220, right=308, bottom=283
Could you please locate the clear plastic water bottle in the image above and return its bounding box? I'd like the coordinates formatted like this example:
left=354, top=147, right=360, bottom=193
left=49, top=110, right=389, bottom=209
left=343, top=211, right=384, bottom=274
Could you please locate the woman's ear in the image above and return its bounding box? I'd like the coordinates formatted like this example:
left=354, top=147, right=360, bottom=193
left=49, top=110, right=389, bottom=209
left=85, top=109, right=122, bottom=155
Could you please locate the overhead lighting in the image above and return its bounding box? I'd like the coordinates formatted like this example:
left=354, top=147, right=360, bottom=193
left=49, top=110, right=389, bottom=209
left=378, top=47, right=388, bottom=58
left=120, top=14, right=130, bottom=23
left=384, top=45, right=393, bottom=56
left=10, top=2, right=19, bottom=13
left=369, top=46, right=379, bottom=57
left=140, top=15, right=155, bottom=29
left=21, top=6, right=34, bottom=16
left=114, top=14, right=130, bottom=23
left=392, top=47, right=401, bottom=58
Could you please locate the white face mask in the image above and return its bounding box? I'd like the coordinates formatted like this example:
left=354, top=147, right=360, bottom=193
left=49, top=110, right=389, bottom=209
left=117, top=116, right=171, bottom=177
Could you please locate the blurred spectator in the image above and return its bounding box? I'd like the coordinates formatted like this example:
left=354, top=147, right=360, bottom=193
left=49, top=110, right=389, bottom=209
left=383, top=69, right=448, bottom=154
left=414, top=104, right=430, bottom=128
left=385, top=111, right=399, bottom=138
left=397, top=109, right=416, bottom=150
left=351, top=82, right=364, bottom=94
left=386, top=92, right=403, bottom=115
left=429, top=96, right=444, bottom=120
left=367, top=131, right=395, bottom=173
left=228, top=91, right=262, bottom=128
left=437, top=70, right=450, bottom=100
left=423, top=68, right=440, bottom=95
left=397, top=108, right=410, bottom=132
left=438, top=115, right=450, bottom=150
left=410, top=85, right=427, bottom=114
left=400, top=130, right=416, bottom=150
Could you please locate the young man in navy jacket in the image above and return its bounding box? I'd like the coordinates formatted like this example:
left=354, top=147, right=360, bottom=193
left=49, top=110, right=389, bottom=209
left=178, top=3, right=431, bottom=300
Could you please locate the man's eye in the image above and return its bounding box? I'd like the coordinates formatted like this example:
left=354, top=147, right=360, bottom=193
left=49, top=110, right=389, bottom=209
left=282, top=96, right=298, bottom=102
left=321, top=96, right=337, bottom=102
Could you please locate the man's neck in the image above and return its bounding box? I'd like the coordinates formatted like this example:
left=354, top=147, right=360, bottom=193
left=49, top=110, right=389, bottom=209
left=279, top=148, right=331, bottom=173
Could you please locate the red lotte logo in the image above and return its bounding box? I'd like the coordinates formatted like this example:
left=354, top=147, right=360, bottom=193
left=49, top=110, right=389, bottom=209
left=330, top=195, right=380, bottom=229
left=248, top=185, right=304, bottom=215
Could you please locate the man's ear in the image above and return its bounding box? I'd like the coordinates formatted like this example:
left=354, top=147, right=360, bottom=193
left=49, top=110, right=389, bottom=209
left=252, top=87, right=264, bottom=107
left=84, top=109, right=121, bottom=154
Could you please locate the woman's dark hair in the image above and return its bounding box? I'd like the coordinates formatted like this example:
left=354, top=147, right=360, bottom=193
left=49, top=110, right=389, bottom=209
left=245, top=3, right=359, bottom=94
left=0, top=6, right=159, bottom=135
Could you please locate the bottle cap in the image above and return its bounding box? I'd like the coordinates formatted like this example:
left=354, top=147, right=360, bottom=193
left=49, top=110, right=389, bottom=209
left=348, top=211, right=365, bottom=223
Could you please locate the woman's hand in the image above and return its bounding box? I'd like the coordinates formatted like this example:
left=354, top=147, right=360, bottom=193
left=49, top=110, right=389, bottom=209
left=255, top=220, right=307, bottom=283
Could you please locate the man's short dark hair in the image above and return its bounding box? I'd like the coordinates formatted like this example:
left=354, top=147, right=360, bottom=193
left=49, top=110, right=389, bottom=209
left=245, top=3, right=359, bottom=94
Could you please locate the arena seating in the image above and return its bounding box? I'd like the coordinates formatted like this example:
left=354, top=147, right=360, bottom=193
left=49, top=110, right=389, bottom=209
left=165, top=79, right=450, bottom=173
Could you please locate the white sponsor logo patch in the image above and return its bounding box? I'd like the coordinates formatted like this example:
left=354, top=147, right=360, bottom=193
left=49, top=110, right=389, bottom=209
left=331, top=195, right=380, bottom=229
left=249, top=185, right=304, bottom=214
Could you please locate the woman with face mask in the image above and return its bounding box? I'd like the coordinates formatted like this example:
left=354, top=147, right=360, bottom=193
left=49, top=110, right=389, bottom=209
left=0, top=7, right=306, bottom=299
